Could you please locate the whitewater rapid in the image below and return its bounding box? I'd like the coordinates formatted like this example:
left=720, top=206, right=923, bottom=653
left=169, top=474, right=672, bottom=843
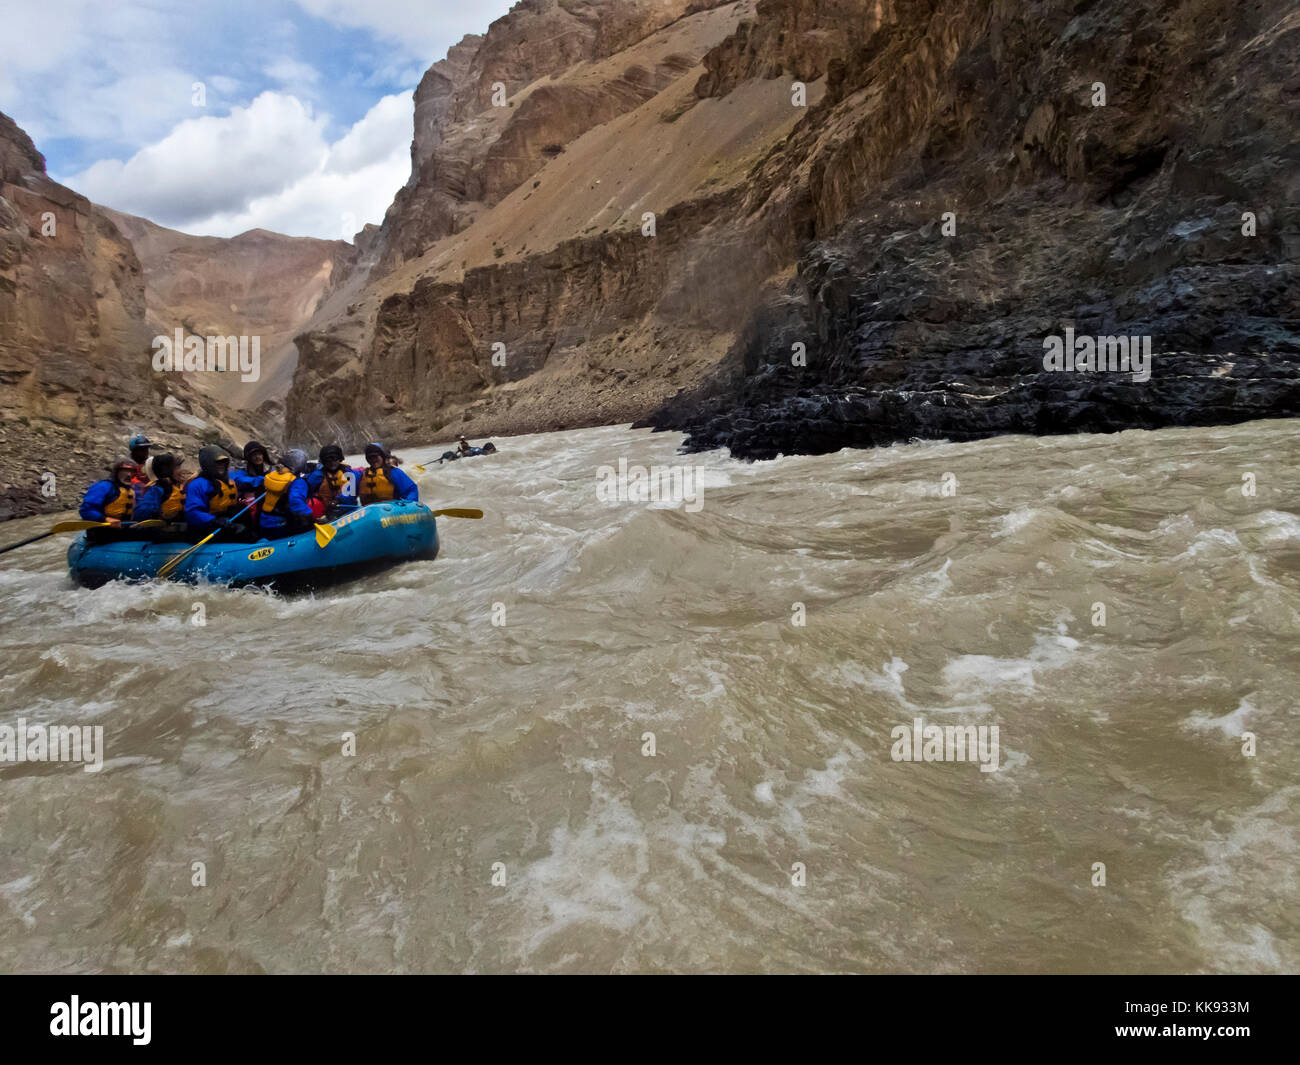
left=0, top=420, right=1297, bottom=972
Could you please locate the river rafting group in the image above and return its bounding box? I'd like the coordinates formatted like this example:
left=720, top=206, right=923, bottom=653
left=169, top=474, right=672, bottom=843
left=2, top=434, right=492, bottom=588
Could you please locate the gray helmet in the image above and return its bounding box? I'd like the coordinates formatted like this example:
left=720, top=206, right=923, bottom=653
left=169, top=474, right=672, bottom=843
left=282, top=448, right=308, bottom=475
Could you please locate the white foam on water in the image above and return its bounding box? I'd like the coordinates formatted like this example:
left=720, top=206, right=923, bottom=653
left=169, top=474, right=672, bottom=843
left=992, top=507, right=1039, bottom=537
left=939, top=626, right=1080, bottom=696
left=922, top=558, right=953, bottom=597
left=1248, top=509, right=1300, bottom=544
left=1183, top=697, right=1257, bottom=737
left=1167, top=787, right=1300, bottom=973
left=0, top=875, right=41, bottom=928
left=987, top=746, right=1029, bottom=784
left=1173, top=527, right=1243, bottom=561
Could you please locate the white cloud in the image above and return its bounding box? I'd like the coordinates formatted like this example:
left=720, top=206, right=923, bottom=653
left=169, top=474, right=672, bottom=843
left=290, top=0, right=514, bottom=58
left=208, top=75, right=242, bottom=97
left=266, top=58, right=321, bottom=86
left=1, top=1, right=516, bottom=239
left=70, top=90, right=413, bottom=240
left=69, top=92, right=330, bottom=223
left=324, top=91, right=410, bottom=174
left=0, top=0, right=208, bottom=146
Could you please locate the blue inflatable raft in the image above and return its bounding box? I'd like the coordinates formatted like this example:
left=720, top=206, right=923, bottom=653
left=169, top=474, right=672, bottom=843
left=67, top=500, right=439, bottom=589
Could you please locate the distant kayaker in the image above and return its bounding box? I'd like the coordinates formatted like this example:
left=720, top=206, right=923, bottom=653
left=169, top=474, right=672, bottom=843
left=308, top=444, right=361, bottom=517
left=185, top=446, right=248, bottom=539
left=258, top=449, right=315, bottom=537
left=457, top=434, right=473, bottom=454
left=358, top=442, right=419, bottom=505
left=79, top=459, right=138, bottom=525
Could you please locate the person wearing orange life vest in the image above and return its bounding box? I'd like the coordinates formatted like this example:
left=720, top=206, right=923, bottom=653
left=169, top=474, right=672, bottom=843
left=306, top=444, right=361, bottom=518
left=357, top=442, right=419, bottom=505
left=184, top=446, right=248, bottom=539
left=79, top=459, right=138, bottom=524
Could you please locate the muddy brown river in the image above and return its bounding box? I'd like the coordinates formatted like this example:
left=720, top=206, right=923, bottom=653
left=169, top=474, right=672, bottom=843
left=1, top=421, right=1297, bottom=972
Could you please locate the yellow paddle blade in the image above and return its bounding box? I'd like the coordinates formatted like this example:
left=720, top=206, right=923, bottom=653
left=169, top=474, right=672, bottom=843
left=51, top=519, right=167, bottom=534
left=414, top=464, right=427, bottom=473
left=431, top=508, right=483, bottom=519
left=158, top=531, right=216, bottom=579
left=314, top=523, right=337, bottom=548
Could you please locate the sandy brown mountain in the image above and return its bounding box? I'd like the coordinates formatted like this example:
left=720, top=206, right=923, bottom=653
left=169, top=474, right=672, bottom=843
left=0, top=112, right=262, bottom=520
left=98, top=207, right=353, bottom=416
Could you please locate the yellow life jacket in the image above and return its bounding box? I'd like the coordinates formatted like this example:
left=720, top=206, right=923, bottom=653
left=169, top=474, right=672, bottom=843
left=261, top=469, right=297, bottom=514
left=161, top=480, right=187, bottom=521
left=105, top=484, right=133, bottom=521
left=208, top=477, right=239, bottom=517
left=317, top=467, right=354, bottom=508
left=359, top=466, right=395, bottom=504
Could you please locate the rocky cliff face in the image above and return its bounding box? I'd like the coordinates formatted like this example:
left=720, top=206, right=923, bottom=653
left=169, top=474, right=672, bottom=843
left=285, top=0, right=1299, bottom=456
left=0, top=112, right=261, bottom=520
left=287, top=0, right=807, bottom=444
left=643, top=0, right=1300, bottom=457
left=376, top=0, right=735, bottom=270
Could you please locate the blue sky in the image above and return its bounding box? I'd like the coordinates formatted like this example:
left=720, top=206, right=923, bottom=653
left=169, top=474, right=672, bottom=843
left=0, top=0, right=516, bottom=238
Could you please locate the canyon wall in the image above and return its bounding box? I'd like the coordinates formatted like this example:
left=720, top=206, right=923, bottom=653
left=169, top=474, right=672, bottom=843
left=288, top=0, right=811, bottom=445
left=0, top=112, right=261, bottom=520
left=276, top=0, right=1295, bottom=456
left=644, top=0, right=1300, bottom=456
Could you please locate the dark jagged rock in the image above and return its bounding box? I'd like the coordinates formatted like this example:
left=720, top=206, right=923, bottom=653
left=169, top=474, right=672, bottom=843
left=641, top=0, right=1300, bottom=458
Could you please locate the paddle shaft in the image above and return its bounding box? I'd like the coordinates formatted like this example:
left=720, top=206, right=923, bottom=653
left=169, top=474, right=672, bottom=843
left=158, top=494, right=266, bottom=578
left=1, top=519, right=165, bottom=557
left=0, top=530, right=55, bottom=555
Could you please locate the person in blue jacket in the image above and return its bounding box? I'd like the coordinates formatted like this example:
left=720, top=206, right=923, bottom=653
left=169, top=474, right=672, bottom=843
left=80, top=459, right=139, bottom=524
left=235, top=441, right=270, bottom=494
left=257, top=450, right=315, bottom=537
left=184, top=446, right=248, bottom=539
left=306, top=444, right=361, bottom=518
left=135, top=453, right=187, bottom=523
left=357, top=443, right=419, bottom=505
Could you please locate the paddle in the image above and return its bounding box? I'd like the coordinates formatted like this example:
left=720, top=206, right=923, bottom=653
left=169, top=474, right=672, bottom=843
left=51, top=519, right=165, bottom=534
left=158, top=494, right=265, bottom=579
left=0, top=519, right=165, bottom=557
